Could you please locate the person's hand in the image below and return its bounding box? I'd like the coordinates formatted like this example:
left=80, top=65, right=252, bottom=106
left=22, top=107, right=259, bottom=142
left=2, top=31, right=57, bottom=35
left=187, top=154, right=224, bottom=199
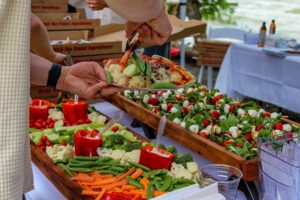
left=56, top=62, right=121, bottom=99
left=125, top=9, right=172, bottom=46
left=86, top=0, right=107, bottom=11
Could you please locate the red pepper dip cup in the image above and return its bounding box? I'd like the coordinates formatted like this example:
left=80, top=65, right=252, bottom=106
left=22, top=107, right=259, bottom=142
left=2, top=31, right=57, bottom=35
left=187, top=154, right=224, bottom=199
left=74, top=129, right=102, bottom=156
left=29, top=99, right=50, bottom=121
left=139, top=145, right=174, bottom=170
left=62, top=100, right=88, bottom=123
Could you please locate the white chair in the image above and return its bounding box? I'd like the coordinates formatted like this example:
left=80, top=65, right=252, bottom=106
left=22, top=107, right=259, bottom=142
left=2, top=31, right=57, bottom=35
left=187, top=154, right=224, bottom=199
left=197, top=27, right=247, bottom=88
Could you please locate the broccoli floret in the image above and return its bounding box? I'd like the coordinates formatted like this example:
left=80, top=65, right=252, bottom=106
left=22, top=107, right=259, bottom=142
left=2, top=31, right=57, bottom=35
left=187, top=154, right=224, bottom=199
left=102, top=134, right=126, bottom=149
left=166, top=145, right=177, bottom=154
left=125, top=142, right=142, bottom=152
left=158, top=143, right=166, bottom=150
left=174, top=153, right=193, bottom=168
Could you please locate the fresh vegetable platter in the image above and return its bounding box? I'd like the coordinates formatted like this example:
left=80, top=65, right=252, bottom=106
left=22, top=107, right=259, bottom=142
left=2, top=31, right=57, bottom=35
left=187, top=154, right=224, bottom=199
left=107, top=83, right=300, bottom=181
left=29, top=99, right=204, bottom=200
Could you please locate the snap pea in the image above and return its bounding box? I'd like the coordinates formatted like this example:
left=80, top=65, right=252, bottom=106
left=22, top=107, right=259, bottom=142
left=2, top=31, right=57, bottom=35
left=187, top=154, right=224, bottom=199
left=147, top=183, right=154, bottom=200
left=73, top=156, right=99, bottom=161
left=128, top=161, right=150, bottom=171
left=69, top=161, right=95, bottom=168
left=69, top=167, right=95, bottom=173
left=173, top=183, right=193, bottom=190
left=58, top=163, right=74, bottom=177
left=100, top=170, right=120, bottom=176
left=110, top=166, right=126, bottom=173
left=126, top=176, right=144, bottom=189
left=159, top=176, right=173, bottom=191
left=94, top=166, right=110, bottom=170
left=147, top=169, right=167, bottom=177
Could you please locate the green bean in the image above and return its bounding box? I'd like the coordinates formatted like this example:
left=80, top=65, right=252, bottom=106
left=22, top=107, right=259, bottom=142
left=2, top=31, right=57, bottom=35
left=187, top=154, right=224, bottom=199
left=69, top=167, right=95, bottom=173
left=69, top=161, right=95, bottom=168
left=58, top=163, right=74, bottom=177
left=128, top=161, right=150, bottom=171
left=69, top=159, right=85, bottom=164
left=147, top=183, right=154, bottom=200
left=173, top=183, right=193, bottom=190
left=73, top=156, right=99, bottom=161
left=100, top=170, right=120, bottom=176
left=126, top=176, right=144, bottom=189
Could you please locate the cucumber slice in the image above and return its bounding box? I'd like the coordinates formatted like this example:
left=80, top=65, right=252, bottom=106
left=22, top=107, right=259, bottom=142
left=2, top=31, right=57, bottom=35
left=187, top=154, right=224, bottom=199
left=54, top=120, right=64, bottom=129
left=46, top=134, right=60, bottom=144
left=151, top=82, right=177, bottom=89
left=123, top=64, right=137, bottom=77
left=105, top=70, right=113, bottom=84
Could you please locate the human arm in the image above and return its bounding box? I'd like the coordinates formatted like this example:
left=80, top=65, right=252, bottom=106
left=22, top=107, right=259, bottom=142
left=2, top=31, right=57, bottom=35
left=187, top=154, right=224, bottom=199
left=30, top=13, right=65, bottom=63
left=30, top=53, right=121, bottom=99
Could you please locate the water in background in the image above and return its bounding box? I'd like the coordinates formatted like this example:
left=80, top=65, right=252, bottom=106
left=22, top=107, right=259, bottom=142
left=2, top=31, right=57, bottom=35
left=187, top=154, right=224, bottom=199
left=207, top=0, right=300, bottom=41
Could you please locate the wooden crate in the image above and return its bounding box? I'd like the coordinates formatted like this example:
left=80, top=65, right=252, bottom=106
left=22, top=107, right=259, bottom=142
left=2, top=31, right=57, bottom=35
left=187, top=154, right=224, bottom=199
left=31, top=113, right=149, bottom=200
left=107, top=94, right=259, bottom=181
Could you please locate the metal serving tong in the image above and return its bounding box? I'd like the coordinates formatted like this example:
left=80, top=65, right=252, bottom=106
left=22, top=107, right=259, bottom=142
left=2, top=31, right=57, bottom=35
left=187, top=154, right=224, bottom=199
left=125, top=31, right=141, bottom=52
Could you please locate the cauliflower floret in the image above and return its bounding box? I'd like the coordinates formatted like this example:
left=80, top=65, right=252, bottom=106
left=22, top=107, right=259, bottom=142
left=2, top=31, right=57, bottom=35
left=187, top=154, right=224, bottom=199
left=186, top=162, right=198, bottom=173
left=124, top=150, right=141, bottom=163
left=110, top=149, right=126, bottom=161
left=169, top=163, right=193, bottom=180
left=88, top=112, right=107, bottom=124
left=46, top=145, right=74, bottom=163
left=48, top=109, right=64, bottom=120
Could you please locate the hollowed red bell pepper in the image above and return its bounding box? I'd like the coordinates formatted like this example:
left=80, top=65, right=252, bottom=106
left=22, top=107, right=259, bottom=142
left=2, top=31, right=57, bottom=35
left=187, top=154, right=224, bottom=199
left=29, top=99, right=50, bottom=121
left=102, top=192, right=138, bottom=200
left=74, top=129, right=102, bottom=156
left=62, top=100, right=88, bottom=123
left=139, top=145, right=174, bottom=170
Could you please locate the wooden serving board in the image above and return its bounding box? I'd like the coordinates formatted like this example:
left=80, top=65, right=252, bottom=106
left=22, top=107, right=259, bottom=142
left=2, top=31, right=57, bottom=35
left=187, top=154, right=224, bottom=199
left=30, top=113, right=149, bottom=200
left=107, top=94, right=259, bottom=182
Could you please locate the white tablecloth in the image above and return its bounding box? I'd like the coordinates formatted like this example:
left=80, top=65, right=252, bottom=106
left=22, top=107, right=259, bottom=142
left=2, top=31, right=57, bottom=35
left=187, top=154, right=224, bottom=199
left=215, top=43, right=300, bottom=113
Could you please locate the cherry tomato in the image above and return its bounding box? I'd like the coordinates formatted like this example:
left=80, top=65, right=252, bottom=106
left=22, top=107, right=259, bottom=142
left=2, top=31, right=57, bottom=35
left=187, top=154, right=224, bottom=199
left=148, top=98, right=159, bottom=106
left=38, top=141, right=44, bottom=147
left=60, top=141, right=67, bottom=146
left=223, top=141, right=232, bottom=146
left=264, top=112, right=271, bottom=118
left=175, top=96, right=182, bottom=101
left=229, top=106, right=235, bottom=113
left=41, top=136, right=48, bottom=143
left=47, top=118, right=52, bottom=124
left=85, top=119, right=92, bottom=124
left=203, top=119, right=210, bottom=127
left=34, top=122, right=42, bottom=129
left=153, top=108, right=160, bottom=114
left=236, top=103, right=241, bottom=108
left=256, top=124, right=264, bottom=131
left=78, top=119, right=85, bottom=124
left=111, top=126, right=119, bottom=132
left=167, top=103, right=173, bottom=111
left=46, top=141, right=53, bottom=146
left=40, top=146, right=46, bottom=152
left=211, top=110, right=219, bottom=120
left=182, top=106, right=189, bottom=113
left=199, top=132, right=208, bottom=138
left=244, top=132, right=252, bottom=140
left=274, top=123, right=283, bottom=130
left=236, top=142, right=243, bottom=147
left=42, top=121, right=47, bottom=127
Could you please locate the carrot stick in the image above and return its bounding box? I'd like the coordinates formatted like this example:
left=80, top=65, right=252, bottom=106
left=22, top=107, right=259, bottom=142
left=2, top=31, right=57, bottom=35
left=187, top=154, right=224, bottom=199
left=114, top=187, right=122, bottom=192
left=71, top=176, right=95, bottom=182
left=122, top=185, right=137, bottom=190
left=83, top=178, right=116, bottom=186
left=116, top=167, right=136, bottom=181
left=140, top=178, right=149, bottom=190
left=132, top=194, right=141, bottom=200
left=82, top=190, right=100, bottom=196
left=130, top=189, right=147, bottom=199
left=130, top=169, right=144, bottom=179
left=95, top=189, right=106, bottom=200
left=154, top=190, right=167, bottom=197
